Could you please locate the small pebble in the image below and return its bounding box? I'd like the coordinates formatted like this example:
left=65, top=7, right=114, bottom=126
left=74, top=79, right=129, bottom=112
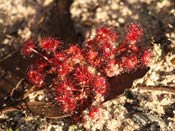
left=171, top=57, right=175, bottom=65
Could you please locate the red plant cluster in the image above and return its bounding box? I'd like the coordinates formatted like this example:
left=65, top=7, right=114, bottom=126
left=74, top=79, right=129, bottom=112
left=22, top=23, right=151, bottom=115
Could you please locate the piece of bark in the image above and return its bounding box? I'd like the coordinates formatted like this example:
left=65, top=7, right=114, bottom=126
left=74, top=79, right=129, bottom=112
left=40, top=0, right=76, bottom=44
left=106, top=68, right=149, bottom=101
